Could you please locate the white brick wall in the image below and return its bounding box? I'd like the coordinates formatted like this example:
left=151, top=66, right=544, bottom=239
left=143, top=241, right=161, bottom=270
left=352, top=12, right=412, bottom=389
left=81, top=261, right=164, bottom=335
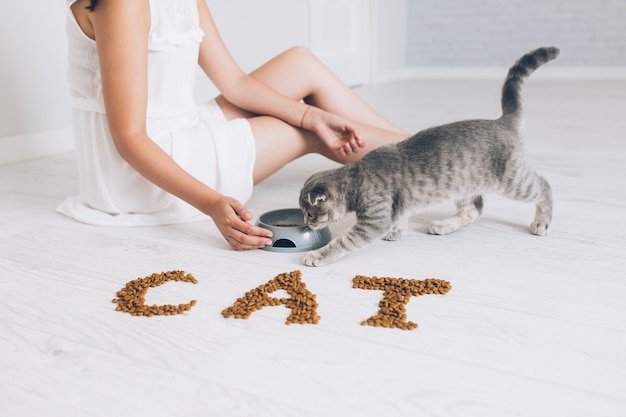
left=407, top=0, right=626, bottom=66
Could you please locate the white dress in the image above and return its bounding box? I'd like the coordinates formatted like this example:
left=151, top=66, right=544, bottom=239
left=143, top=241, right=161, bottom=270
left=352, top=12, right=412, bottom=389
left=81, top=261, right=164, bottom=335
left=58, top=0, right=256, bottom=226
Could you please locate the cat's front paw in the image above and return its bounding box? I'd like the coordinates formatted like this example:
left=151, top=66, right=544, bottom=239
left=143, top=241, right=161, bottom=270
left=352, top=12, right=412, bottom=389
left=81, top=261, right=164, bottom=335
left=530, top=221, right=549, bottom=236
left=302, top=248, right=338, bottom=267
left=427, top=220, right=457, bottom=235
left=382, top=228, right=404, bottom=241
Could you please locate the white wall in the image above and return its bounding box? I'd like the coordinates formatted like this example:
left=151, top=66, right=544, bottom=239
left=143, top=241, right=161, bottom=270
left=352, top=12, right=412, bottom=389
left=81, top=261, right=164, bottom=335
left=0, top=1, right=73, bottom=164
left=406, top=0, right=626, bottom=67
left=370, top=0, right=408, bottom=84
left=0, top=2, right=71, bottom=137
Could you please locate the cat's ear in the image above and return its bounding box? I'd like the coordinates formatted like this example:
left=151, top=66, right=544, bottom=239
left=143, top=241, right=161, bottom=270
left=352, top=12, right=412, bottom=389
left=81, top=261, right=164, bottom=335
left=309, top=185, right=328, bottom=206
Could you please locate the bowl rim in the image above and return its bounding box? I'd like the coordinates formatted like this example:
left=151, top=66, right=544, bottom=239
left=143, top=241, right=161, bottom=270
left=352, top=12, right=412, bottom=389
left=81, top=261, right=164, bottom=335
left=256, top=208, right=331, bottom=253
left=257, top=208, right=307, bottom=229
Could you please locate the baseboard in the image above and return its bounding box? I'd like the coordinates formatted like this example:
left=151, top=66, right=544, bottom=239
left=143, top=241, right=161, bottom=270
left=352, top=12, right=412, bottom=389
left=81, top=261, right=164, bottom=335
left=372, top=66, right=626, bottom=84
left=0, top=127, right=74, bottom=166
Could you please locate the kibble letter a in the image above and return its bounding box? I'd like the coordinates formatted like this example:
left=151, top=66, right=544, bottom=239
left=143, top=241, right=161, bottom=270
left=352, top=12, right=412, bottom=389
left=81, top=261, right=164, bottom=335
left=222, top=270, right=320, bottom=325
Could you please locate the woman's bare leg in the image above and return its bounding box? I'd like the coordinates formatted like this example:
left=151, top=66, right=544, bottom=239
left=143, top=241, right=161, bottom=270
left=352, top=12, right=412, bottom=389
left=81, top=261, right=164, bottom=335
left=249, top=117, right=407, bottom=183
left=214, top=46, right=410, bottom=183
left=218, top=46, right=406, bottom=134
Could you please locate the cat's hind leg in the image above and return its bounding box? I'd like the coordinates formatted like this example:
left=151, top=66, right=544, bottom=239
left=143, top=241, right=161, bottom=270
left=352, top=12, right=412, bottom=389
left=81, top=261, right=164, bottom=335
left=428, top=196, right=483, bottom=235
left=529, top=176, right=552, bottom=235
left=505, top=171, right=552, bottom=235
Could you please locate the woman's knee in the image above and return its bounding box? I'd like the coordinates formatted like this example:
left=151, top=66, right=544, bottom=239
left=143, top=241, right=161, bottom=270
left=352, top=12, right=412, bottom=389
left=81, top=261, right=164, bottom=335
left=282, top=45, right=316, bottom=63
left=280, top=46, right=328, bottom=78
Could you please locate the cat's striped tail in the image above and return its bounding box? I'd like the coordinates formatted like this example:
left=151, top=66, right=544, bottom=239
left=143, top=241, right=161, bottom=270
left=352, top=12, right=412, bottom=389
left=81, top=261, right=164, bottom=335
left=501, top=46, right=560, bottom=123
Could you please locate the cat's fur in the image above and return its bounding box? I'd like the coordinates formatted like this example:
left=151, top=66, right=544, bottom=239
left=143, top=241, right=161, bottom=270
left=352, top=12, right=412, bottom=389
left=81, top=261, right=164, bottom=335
left=299, top=46, right=559, bottom=267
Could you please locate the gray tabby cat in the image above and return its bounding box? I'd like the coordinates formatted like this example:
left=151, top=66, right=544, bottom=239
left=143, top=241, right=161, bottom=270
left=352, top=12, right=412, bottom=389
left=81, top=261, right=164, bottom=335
left=299, top=46, right=559, bottom=267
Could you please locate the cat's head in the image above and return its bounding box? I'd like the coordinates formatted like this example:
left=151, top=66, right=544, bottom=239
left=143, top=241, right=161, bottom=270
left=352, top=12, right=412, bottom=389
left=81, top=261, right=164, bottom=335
left=299, top=180, right=344, bottom=230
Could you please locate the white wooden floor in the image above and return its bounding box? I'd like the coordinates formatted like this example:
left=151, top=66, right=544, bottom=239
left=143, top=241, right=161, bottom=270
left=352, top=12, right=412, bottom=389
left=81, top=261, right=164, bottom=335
left=1, top=77, right=625, bottom=417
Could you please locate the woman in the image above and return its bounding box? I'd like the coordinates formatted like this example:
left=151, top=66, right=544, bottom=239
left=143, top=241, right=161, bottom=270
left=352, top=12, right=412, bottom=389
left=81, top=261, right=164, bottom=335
left=59, top=0, right=408, bottom=250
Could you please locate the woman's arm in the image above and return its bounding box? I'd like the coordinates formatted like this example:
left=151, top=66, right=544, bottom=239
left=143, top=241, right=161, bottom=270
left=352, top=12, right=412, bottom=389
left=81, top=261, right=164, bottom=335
left=90, top=0, right=272, bottom=249
left=196, top=0, right=302, bottom=124
left=195, top=0, right=363, bottom=156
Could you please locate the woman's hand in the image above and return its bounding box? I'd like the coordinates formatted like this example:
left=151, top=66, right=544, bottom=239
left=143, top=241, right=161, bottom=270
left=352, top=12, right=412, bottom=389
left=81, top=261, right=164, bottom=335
left=302, top=106, right=365, bottom=157
left=207, top=196, right=273, bottom=250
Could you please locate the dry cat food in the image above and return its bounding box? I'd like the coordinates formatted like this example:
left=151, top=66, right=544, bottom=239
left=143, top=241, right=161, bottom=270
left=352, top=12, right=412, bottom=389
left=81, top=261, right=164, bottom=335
left=112, top=270, right=198, bottom=317
left=353, top=275, right=452, bottom=330
left=222, top=270, right=320, bottom=324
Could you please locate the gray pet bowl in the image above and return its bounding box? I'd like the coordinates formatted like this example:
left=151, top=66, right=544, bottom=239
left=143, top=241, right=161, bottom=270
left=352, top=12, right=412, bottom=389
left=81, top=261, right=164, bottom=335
left=257, top=208, right=331, bottom=253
